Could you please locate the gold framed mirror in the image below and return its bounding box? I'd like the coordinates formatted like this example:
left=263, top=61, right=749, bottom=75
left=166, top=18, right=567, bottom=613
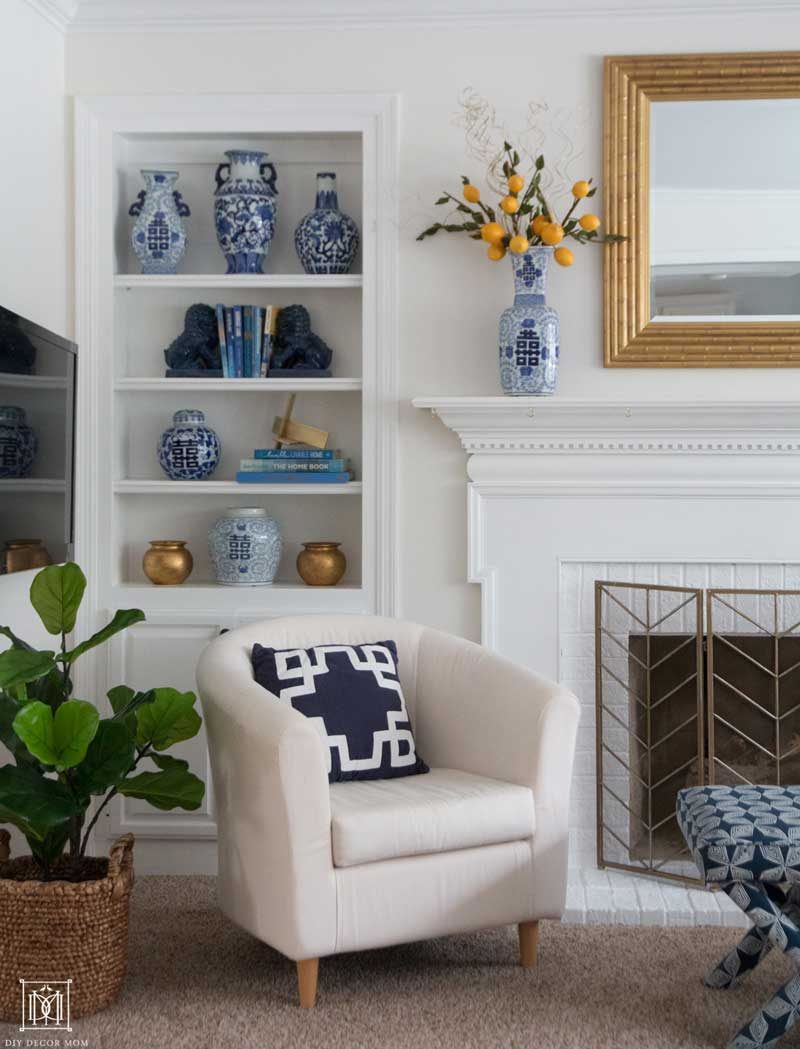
left=603, top=52, right=800, bottom=367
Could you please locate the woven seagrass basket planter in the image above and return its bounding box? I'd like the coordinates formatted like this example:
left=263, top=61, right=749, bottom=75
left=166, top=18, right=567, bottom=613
left=0, top=830, right=135, bottom=1021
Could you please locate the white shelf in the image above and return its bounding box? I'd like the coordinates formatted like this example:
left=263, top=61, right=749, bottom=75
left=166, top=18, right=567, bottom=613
left=115, top=377, right=362, bottom=393
left=110, top=581, right=367, bottom=614
left=0, top=478, right=65, bottom=493
left=114, top=480, right=362, bottom=496
left=114, top=274, right=363, bottom=290
left=0, top=373, right=68, bottom=390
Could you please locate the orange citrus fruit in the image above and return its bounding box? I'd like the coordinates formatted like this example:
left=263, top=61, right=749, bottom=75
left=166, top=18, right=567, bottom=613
left=463, top=184, right=480, bottom=203
left=540, top=222, right=565, bottom=245
left=480, top=222, right=505, bottom=245
left=507, top=173, right=525, bottom=194
left=500, top=195, right=520, bottom=215
left=487, top=244, right=506, bottom=261
left=509, top=234, right=530, bottom=254
left=554, top=246, right=574, bottom=267
left=572, top=180, right=591, bottom=198
left=531, top=214, right=548, bottom=236
left=579, top=213, right=600, bottom=231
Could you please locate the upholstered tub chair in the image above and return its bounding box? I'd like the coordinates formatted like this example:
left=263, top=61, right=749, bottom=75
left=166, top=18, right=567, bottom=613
left=196, top=616, right=580, bottom=1007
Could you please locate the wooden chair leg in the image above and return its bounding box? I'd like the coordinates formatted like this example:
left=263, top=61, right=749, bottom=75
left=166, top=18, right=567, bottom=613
left=296, top=958, right=319, bottom=1008
left=518, top=920, right=540, bottom=968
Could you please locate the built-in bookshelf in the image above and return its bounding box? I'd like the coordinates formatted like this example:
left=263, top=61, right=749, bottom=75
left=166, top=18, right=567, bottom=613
left=75, top=93, right=398, bottom=868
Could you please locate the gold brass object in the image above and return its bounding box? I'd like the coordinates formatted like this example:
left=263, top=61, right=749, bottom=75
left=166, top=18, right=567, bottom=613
left=296, top=542, right=346, bottom=586
left=142, top=540, right=193, bottom=586
left=2, top=539, right=53, bottom=574
left=272, top=394, right=329, bottom=450
left=603, top=51, right=800, bottom=367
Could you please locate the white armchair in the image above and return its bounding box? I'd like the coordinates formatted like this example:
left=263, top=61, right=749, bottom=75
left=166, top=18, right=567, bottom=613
left=196, top=615, right=579, bottom=1007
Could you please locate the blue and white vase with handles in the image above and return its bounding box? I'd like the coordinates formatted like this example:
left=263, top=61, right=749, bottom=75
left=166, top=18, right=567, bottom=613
left=294, top=172, right=360, bottom=275
left=209, top=507, right=282, bottom=586
left=214, top=149, right=278, bottom=274
left=157, top=409, right=220, bottom=481
left=128, top=170, right=190, bottom=275
left=498, top=247, right=559, bottom=396
left=0, top=406, right=36, bottom=478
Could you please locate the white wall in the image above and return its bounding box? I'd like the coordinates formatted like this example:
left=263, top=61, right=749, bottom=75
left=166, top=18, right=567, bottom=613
left=65, top=13, right=800, bottom=642
left=2, top=1, right=68, bottom=338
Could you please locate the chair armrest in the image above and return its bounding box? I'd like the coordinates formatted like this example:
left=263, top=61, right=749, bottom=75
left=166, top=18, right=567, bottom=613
left=416, top=629, right=580, bottom=918
left=196, top=631, right=336, bottom=959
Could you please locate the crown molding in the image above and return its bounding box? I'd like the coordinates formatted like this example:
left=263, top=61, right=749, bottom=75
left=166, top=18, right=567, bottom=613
left=23, top=0, right=77, bottom=32
left=60, top=0, right=800, bottom=33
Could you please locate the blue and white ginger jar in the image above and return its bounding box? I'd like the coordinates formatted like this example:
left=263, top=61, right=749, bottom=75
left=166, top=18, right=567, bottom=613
left=0, top=406, right=36, bottom=478
left=214, top=149, right=278, bottom=274
left=157, top=409, right=220, bottom=480
left=209, top=507, right=282, bottom=586
left=128, top=170, right=190, bottom=275
left=294, top=172, right=360, bottom=275
left=498, top=247, right=559, bottom=396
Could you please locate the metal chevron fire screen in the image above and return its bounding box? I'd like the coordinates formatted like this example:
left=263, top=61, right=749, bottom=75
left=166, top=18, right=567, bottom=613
left=594, top=583, right=800, bottom=885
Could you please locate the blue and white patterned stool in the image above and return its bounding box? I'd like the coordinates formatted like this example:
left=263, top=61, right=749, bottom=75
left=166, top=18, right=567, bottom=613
left=677, top=785, right=800, bottom=1049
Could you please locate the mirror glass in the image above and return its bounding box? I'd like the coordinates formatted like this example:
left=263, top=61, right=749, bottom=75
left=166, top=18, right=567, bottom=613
left=650, top=98, right=800, bottom=320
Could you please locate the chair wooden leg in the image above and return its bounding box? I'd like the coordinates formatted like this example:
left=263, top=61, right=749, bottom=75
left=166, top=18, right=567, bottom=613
left=518, top=920, right=540, bottom=968
left=296, top=958, right=319, bottom=1008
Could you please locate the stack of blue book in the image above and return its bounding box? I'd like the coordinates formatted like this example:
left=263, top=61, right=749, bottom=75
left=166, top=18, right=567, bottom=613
left=236, top=447, right=352, bottom=484
left=216, top=304, right=279, bottom=379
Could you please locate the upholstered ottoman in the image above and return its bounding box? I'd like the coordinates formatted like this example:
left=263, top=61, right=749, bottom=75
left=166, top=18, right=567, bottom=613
left=677, top=785, right=800, bottom=1049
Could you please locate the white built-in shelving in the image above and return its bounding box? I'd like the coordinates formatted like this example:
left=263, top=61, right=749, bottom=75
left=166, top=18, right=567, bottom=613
left=114, top=480, right=363, bottom=496
left=114, top=274, right=363, bottom=290
left=114, top=377, right=363, bottom=393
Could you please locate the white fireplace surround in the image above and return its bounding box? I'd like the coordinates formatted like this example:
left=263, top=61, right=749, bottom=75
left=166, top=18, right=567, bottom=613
left=413, top=397, right=800, bottom=927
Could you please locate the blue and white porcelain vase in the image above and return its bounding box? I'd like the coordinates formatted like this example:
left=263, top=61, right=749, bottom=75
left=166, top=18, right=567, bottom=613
left=208, top=507, right=282, bottom=586
left=157, top=409, right=220, bottom=481
left=214, top=150, right=278, bottom=274
left=0, top=406, right=36, bottom=478
left=498, top=247, right=559, bottom=396
left=294, top=172, right=360, bottom=275
left=128, top=170, right=190, bottom=275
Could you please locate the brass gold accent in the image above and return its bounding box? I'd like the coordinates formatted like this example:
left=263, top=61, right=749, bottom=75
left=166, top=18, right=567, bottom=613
left=296, top=542, right=346, bottom=587
left=142, top=540, right=193, bottom=586
left=2, top=539, right=52, bottom=574
left=272, top=394, right=329, bottom=449
left=603, top=51, right=800, bottom=367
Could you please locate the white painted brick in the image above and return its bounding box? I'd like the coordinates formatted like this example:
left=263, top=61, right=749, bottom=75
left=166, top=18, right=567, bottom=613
left=563, top=880, right=587, bottom=924
left=687, top=888, right=723, bottom=926
left=611, top=884, right=642, bottom=925
left=585, top=885, right=615, bottom=924
left=633, top=882, right=667, bottom=927
left=659, top=887, right=695, bottom=926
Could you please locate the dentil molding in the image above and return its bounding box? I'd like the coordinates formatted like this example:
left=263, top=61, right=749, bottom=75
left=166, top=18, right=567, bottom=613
left=29, top=0, right=800, bottom=32
left=413, top=397, right=800, bottom=455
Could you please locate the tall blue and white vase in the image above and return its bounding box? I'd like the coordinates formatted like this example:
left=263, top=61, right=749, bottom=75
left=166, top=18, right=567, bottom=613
left=294, top=172, right=360, bottom=275
left=157, top=409, right=220, bottom=481
left=128, top=170, right=190, bottom=275
left=214, top=150, right=278, bottom=274
left=498, top=247, right=559, bottom=396
left=0, top=406, right=36, bottom=478
left=209, top=507, right=282, bottom=586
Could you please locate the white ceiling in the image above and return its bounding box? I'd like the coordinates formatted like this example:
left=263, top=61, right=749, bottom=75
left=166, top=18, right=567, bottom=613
left=26, top=0, right=800, bottom=32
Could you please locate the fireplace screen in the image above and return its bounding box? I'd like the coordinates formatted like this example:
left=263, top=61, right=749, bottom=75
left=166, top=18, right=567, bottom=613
left=595, top=582, right=800, bottom=884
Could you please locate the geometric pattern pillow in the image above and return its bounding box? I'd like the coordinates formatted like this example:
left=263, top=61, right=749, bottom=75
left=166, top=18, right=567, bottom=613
left=251, top=640, right=429, bottom=783
left=677, top=784, right=800, bottom=884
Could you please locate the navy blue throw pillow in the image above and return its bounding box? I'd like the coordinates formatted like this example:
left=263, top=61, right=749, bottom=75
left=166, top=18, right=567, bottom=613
left=251, top=640, right=429, bottom=783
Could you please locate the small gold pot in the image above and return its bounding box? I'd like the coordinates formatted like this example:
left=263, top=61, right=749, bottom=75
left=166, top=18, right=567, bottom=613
left=2, top=539, right=52, bottom=574
left=142, top=540, right=193, bottom=585
left=296, top=542, right=346, bottom=587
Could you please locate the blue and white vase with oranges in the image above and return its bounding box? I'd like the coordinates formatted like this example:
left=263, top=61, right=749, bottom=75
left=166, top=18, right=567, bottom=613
left=128, top=170, right=190, bottom=275
left=498, top=247, right=559, bottom=396
left=214, top=150, right=278, bottom=274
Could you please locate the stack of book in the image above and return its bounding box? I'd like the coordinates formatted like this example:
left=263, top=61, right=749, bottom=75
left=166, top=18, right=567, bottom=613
left=215, top=304, right=280, bottom=378
left=236, top=447, right=353, bottom=484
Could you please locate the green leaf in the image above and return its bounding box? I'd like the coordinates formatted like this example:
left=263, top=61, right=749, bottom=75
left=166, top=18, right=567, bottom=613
left=13, top=699, right=99, bottom=771
left=536, top=154, right=545, bottom=170
left=29, top=563, right=86, bottom=635
left=108, top=685, right=154, bottom=735
left=73, top=720, right=134, bottom=796
left=434, top=196, right=449, bottom=205
left=150, top=753, right=189, bottom=773
left=135, top=689, right=201, bottom=751
left=30, top=823, right=71, bottom=867
left=0, top=764, right=78, bottom=833
left=0, top=649, right=56, bottom=690
left=118, top=764, right=205, bottom=811
left=0, top=692, right=20, bottom=753
left=0, top=625, right=33, bottom=651
left=28, top=666, right=71, bottom=711
left=62, top=608, right=145, bottom=665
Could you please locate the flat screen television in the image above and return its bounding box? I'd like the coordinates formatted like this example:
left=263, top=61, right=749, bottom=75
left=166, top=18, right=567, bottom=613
left=0, top=307, right=77, bottom=571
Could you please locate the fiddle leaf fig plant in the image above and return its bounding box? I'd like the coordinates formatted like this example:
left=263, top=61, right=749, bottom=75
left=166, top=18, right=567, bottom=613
left=0, top=563, right=205, bottom=878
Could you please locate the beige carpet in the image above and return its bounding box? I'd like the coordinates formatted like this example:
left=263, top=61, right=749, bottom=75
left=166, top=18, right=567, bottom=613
left=4, top=876, right=800, bottom=1049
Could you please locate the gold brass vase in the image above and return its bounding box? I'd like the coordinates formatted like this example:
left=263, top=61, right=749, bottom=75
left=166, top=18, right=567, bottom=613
left=2, top=539, right=52, bottom=574
left=142, top=540, right=193, bottom=585
left=296, top=542, right=346, bottom=587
